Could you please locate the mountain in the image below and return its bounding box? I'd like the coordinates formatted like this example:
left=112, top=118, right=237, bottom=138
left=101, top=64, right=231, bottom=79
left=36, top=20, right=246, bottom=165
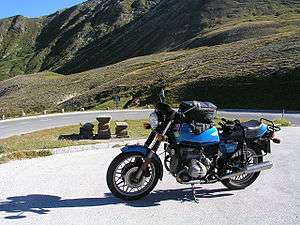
left=0, top=0, right=299, bottom=115
left=0, top=0, right=299, bottom=79
left=0, top=0, right=161, bottom=80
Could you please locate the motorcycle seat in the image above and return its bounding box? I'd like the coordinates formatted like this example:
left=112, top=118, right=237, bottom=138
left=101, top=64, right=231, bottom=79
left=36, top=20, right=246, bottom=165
left=240, top=120, right=263, bottom=138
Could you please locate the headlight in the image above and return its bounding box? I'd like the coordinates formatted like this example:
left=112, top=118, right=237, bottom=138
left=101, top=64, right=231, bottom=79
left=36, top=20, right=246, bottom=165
left=149, top=112, right=159, bottom=129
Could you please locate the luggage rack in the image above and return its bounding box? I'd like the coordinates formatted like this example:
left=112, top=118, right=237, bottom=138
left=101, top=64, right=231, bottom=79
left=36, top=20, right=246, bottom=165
left=260, top=118, right=281, bottom=132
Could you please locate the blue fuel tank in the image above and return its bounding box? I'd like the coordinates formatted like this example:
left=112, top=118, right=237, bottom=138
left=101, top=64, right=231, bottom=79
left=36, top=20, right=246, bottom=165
left=175, top=123, right=220, bottom=146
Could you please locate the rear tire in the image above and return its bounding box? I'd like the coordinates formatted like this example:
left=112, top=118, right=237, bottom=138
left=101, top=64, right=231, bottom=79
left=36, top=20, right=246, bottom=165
left=221, top=147, right=262, bottom=190
left=106, top=152, right=160, bottom=200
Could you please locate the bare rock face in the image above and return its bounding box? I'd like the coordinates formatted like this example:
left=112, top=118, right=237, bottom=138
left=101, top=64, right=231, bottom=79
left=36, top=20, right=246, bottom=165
left=9, top=16, right=26, bottom=33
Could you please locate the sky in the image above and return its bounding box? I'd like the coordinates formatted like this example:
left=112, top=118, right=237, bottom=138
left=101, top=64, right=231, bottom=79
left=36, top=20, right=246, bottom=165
left=0, top=0, right=87, bottom=19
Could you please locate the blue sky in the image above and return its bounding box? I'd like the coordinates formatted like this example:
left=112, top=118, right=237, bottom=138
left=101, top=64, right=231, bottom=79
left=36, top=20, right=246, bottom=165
left=0, top=0, right=87, bottom=19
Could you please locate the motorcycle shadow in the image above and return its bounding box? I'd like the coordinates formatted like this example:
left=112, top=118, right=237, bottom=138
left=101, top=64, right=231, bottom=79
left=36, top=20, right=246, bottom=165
left=0, top=187, right=233, bottom=219
left=130, top=187, right=234, bottom=207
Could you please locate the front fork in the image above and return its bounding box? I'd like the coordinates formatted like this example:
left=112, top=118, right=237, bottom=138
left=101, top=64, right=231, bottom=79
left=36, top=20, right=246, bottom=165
left=134, top=120, right=173, bottom=180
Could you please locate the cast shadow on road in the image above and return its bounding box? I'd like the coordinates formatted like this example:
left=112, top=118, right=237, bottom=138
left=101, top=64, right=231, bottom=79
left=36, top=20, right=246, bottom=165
left=0, top=187, right=233, bottom=219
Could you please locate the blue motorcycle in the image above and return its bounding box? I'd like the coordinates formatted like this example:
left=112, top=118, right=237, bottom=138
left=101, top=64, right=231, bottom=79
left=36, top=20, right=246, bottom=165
left=106, top=92, right=281, bottom=201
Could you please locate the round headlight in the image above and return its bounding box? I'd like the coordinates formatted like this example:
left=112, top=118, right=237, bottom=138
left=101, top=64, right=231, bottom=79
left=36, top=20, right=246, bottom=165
left=149, top=112, right=159, bottom=129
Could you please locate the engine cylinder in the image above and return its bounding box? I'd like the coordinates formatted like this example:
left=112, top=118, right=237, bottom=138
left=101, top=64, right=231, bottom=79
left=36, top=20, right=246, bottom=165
left=188, top=159, right=207, bottom=178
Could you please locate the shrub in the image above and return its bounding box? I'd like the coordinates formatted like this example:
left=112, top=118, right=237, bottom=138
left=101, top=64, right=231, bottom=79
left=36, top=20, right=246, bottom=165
left=0, top=145, right=5, bottom=154
left=273, top=118, right=291, bottom=127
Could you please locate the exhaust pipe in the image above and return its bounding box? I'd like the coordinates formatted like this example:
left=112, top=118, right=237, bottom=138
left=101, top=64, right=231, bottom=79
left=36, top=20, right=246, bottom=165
left=221, top=161, right=273, bottom=180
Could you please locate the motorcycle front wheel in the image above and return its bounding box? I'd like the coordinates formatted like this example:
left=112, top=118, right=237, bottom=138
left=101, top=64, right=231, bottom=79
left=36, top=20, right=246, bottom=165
left=106, top=152, right=159, bottom=200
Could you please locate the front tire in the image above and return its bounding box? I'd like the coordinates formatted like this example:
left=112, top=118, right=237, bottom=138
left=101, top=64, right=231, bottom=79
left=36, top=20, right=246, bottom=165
left=106, top=152, right=160, bottom=200
left=221, top=147, right=262, bottom=190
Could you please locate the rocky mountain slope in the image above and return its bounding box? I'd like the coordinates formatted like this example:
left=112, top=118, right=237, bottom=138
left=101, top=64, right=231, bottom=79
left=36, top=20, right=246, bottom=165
left=0, top=0, right=299, bottom=79
left=0, top=0, right=299, bottom=115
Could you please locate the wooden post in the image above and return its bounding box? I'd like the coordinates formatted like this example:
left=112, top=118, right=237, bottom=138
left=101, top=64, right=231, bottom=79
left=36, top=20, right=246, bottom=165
left=22, top=110, right=26, bottom=117
left=2, top=115, right=5, bottom=120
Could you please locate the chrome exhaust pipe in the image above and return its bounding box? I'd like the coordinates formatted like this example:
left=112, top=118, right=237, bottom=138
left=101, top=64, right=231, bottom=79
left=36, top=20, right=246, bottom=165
left=221, top=161, right=273, bottom=180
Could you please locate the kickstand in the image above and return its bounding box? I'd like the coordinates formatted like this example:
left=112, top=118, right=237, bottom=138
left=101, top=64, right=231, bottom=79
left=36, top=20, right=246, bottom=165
left=191, top=184, right=199, bottom=203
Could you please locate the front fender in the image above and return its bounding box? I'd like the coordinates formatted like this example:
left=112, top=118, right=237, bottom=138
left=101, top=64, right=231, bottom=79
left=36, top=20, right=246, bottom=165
left=121, top=144, right=163, bottom=180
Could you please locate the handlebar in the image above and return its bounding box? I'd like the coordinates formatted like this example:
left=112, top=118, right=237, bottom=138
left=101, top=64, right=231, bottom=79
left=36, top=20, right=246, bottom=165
left=260, top=118, right=281, bottom=132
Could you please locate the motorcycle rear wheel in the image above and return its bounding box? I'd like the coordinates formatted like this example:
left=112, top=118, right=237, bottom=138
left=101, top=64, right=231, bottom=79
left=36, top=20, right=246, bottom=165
left=106, top=152, right=159, bottom=200
left=221, top=147, right=262, bottom=190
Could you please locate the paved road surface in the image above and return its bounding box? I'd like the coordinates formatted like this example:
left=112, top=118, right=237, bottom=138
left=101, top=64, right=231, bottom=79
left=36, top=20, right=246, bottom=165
left=0, top=109, right=299, bottom=139
left=0, top=128, right=298, bottom=225
left=0, top=110, right=151, bottom=139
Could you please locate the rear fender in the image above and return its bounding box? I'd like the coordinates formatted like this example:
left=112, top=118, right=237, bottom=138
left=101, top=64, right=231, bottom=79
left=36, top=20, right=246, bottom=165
left=121, top=145, right=163, bottom=180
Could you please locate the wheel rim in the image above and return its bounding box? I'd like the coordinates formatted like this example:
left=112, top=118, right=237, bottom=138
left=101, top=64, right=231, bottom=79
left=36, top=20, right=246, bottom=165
left=112, top=155, right=156, bottom=197
left=229, top=148, right=258, bottom=184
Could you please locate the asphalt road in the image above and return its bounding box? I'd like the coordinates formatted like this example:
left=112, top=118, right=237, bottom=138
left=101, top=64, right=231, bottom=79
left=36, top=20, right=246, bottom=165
left=0, top=110, right=152, bottom=139
left=0, top=127, right=298, bottom=225
left=0, top=109, right=300, bottom=139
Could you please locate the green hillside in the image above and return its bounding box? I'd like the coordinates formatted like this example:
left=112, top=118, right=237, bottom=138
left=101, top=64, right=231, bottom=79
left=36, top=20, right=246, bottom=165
left=0, top=13, right=299, bottom=116
left=0, top=0, right=299, bottom=115
left=0, top=0, right=299, bottom=79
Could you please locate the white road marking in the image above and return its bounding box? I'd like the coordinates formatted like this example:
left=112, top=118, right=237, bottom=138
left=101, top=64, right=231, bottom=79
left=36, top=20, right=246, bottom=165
left=9, top=128, right=21, bottom=131
left=39, top=119, right=53, bottom=122
left=20, top=121, right=30, bottom=125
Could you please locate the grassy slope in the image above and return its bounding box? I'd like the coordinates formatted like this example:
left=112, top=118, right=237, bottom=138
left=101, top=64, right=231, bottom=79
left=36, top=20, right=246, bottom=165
left=0, top=0, right=161, bottom=80
left=0, top=14, right=299, bottom=116
left=0, top=16, right=44, bottom=80
left=0, top=119, right=150, bottom=162
left=0, top=0, right=299, bottom=80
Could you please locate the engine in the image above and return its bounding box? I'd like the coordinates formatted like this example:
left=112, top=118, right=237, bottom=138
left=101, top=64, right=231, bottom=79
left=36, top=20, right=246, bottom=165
left=166, top=145, right=212, bottom=182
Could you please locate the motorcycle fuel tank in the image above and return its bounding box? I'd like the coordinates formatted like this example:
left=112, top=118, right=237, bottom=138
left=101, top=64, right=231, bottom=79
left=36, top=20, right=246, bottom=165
left=176, top=123, right=220, bottom=146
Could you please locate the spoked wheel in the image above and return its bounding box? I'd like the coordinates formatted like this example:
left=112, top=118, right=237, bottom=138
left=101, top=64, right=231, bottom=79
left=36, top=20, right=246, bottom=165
left=222, top=147, right=263, bottom=190
left=106, top=153, right=159, bottom=200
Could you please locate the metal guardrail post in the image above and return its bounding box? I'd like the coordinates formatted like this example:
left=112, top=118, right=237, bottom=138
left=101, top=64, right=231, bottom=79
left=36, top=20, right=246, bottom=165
left=282, top=109, right=285, bottom=118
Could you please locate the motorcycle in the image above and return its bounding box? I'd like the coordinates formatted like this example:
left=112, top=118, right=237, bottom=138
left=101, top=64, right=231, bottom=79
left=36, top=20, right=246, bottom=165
left=106, top=90, right=281, bottom=201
